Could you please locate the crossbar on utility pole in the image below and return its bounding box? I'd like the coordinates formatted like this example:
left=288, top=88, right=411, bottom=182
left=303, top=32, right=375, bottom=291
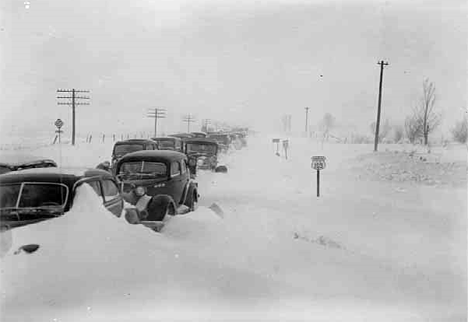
left=374, top=61, right=389, bottom=152
left=182, top=114, right=196, bottom=132
left=147, top=108, right=166, bottom=137
left=57, top=89, right=90, bottom=145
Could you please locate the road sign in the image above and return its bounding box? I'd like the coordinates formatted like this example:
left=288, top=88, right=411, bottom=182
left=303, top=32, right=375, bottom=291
left=311, top=156, right=327, bottom=197
left=311, top=156, right=326, bottom=170
left=55, top=118, right=64, bottom=129
left=272, top=138, right=280, bottom=143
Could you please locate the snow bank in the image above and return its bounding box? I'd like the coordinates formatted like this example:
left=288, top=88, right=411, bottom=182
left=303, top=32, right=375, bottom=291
left=0, top=135, right=465, bottom=322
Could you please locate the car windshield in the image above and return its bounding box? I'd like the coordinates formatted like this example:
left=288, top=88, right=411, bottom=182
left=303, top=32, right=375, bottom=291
left=157, top=140, right=175, bottom=149
left=0, top=166, right=11, bottom=175
left=0, top=183, right=68, bottom=209
left=118, top=161, right=167, bottom=179
left=114, top=144, right=144, bottom=156
left=207, top=135, right=229, bottom=145
left=186, top=144, right=217, bottom=155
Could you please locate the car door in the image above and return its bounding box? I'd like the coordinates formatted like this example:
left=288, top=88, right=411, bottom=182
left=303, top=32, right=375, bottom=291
left=167, top=161, right=184, bottom=204
left=101, top=178, right=124, bottom=217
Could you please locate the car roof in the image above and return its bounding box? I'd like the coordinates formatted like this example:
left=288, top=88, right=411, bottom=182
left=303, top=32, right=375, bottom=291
left=0, top=167, right=113, bottom=184
left=0, top=153, right=57, bottom=167
left=114, top=139, right=156, bottom=145
left=184, top=138, right=218, bottom=145
left=168, top=133, right=194, bottom=138
left=151, top=137, right=180, bottom=141
left=117, top=150, right=187, bottom=163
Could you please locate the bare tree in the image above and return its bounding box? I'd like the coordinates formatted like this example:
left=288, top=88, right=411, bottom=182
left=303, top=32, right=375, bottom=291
left=451, top=116, right=468, bottom=143
left=417, top=79, right=441, bottom=145
left=404, top=114, right=422, bottom=144
left=320, top=113, right=335, bottom=133
left=370, top=119, right=391, bottom=142
left=393, top=125, right=404, bottom=142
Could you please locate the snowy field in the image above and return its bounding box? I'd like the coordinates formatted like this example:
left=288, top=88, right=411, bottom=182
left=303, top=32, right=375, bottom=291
left=0, top=135, right=466, bottom=322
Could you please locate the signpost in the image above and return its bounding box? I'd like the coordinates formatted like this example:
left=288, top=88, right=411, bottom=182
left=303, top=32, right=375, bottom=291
left=282, top=139, right=289, bottom=159
left=311, top=156, right=326, bottom=197
left=272, top=138, right=280, bottom=155
left=54, top=118, right=64, bottom=144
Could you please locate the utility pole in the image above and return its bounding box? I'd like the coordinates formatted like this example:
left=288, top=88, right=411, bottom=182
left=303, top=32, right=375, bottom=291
left=147, top=108, right=166, bottom=137
left=182, top=114, right=196, bottom=132
left=304, top=107, right=310, bottom=134
left=57, top=89, right=90, bottom=145
left=374, top=60, right=389, bottom=152
left=202, top=119, right=211, bottom=132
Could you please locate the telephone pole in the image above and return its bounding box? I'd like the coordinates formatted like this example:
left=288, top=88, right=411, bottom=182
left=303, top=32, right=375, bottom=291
left=57, top=89, right=90, bottom=145
left=182, top=114, right=196, bottom=132
left=304, top=107, right=310, bottom=134
left=202, top=119, right=211, bottom=132
left=147, top=108, right=166, bottom=137
left=374, top=60, right=389, bottom=152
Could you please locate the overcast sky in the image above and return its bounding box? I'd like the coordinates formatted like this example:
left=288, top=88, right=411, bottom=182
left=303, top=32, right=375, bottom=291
left=0, top=0, right=466, bottom=138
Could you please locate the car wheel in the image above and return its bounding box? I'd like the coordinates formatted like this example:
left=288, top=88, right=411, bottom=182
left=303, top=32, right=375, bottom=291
left=189, top=191, right=198, bottom=211
left=215, top=165, right=228, bottom=173
left=146, top=195, right=176, bottom=221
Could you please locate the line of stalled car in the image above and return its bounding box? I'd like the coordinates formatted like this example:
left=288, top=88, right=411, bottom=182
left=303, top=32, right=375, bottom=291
left=0, top=131, right=248, bottom=234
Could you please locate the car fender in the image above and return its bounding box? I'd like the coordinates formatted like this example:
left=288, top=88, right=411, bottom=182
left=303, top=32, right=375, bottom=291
left=180, top=180, right=197, bottom=205
left=135, top=194, right=152, bottom=212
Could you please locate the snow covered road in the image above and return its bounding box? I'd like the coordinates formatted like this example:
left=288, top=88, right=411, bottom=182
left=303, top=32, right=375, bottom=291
left=1, top=136, right=466, bottom=321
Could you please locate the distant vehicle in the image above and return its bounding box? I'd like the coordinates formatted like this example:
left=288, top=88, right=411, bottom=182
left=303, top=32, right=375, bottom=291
left=0, top=167, right=124, bottom=231
left=0, top=154, right=57, bottom=175
left=206, top=133, right=231, bottom=152
left=167, top=133, right=195, bottom=142
left=184, top=138, right=227, bottom=173
left=151, top=137, right=184, bottom=152
left=115, top=150, right=199, bottom=223
left=111, top=139, right=158, bottom=170
left=190, top=132, right=207, bottom=139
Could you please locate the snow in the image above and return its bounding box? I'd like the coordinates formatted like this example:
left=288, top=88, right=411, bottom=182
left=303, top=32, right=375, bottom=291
left=0, top=136, right=466, bottom=321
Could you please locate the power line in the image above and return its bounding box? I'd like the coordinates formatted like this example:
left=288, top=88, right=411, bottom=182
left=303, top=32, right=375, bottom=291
left=182, top=114, right=196, bottom=132
left=147, top=108, right=166, bottom=137
left=374, top=60, right=389, bottom=152
left=57, top=89, right=90, bottom=145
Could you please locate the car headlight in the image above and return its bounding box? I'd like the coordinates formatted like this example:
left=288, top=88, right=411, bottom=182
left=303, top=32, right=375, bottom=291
left=197, top=159, right=204, bottom=167
left=134, top=186, right=146, bottom=197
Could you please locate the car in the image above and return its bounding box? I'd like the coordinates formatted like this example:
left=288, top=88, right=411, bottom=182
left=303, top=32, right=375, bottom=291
left=0, top=154, right=57, bottom=175
left=190, top=132, right=207, bottom=139
left=167, top=133, right=195, bottom=141
left=206, top=133, right=231, bottom=152
left=111, top=139, right=159, bottom=170
left=0, top=167, right=124, bottom=231
left=151, top=137, right=184, bottom=152
left=115, top=150, right=199, bottom=222
left=183, top=138, right=227, bottom=173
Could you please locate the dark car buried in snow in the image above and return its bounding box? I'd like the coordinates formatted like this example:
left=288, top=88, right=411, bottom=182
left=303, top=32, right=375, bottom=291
left=111, top=139, right=158, bottom=170
left=115, top=150, right=199, bottom=223
left=0, top=154, right=57, bottom=175
left=206, top=133, right=231, bottom=153
left=0, top=167, right=124, bottom=231
left=184, top=138, right=227, bottom=173
left=151, top=137, right=184, bottom=152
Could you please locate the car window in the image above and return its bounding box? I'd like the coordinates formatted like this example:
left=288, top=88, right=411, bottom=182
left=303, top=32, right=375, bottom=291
left=119, top=161, right=167, bottom=179
left=0, top=183, right=68, bottom=208
left=180, top=160, right=187, bottom=174
left=87, top=180, right=103, bottom=197
left=171, top=161, right=181, bottom=177
left=101, top=179, right=120, bottom=202
left=113, top=144, right=144, bottom=156
left=176, top=141, right=182, bottom=149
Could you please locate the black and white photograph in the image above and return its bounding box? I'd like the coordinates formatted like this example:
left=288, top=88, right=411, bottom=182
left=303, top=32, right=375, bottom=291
left=0, top=0, right=466, bottom=321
